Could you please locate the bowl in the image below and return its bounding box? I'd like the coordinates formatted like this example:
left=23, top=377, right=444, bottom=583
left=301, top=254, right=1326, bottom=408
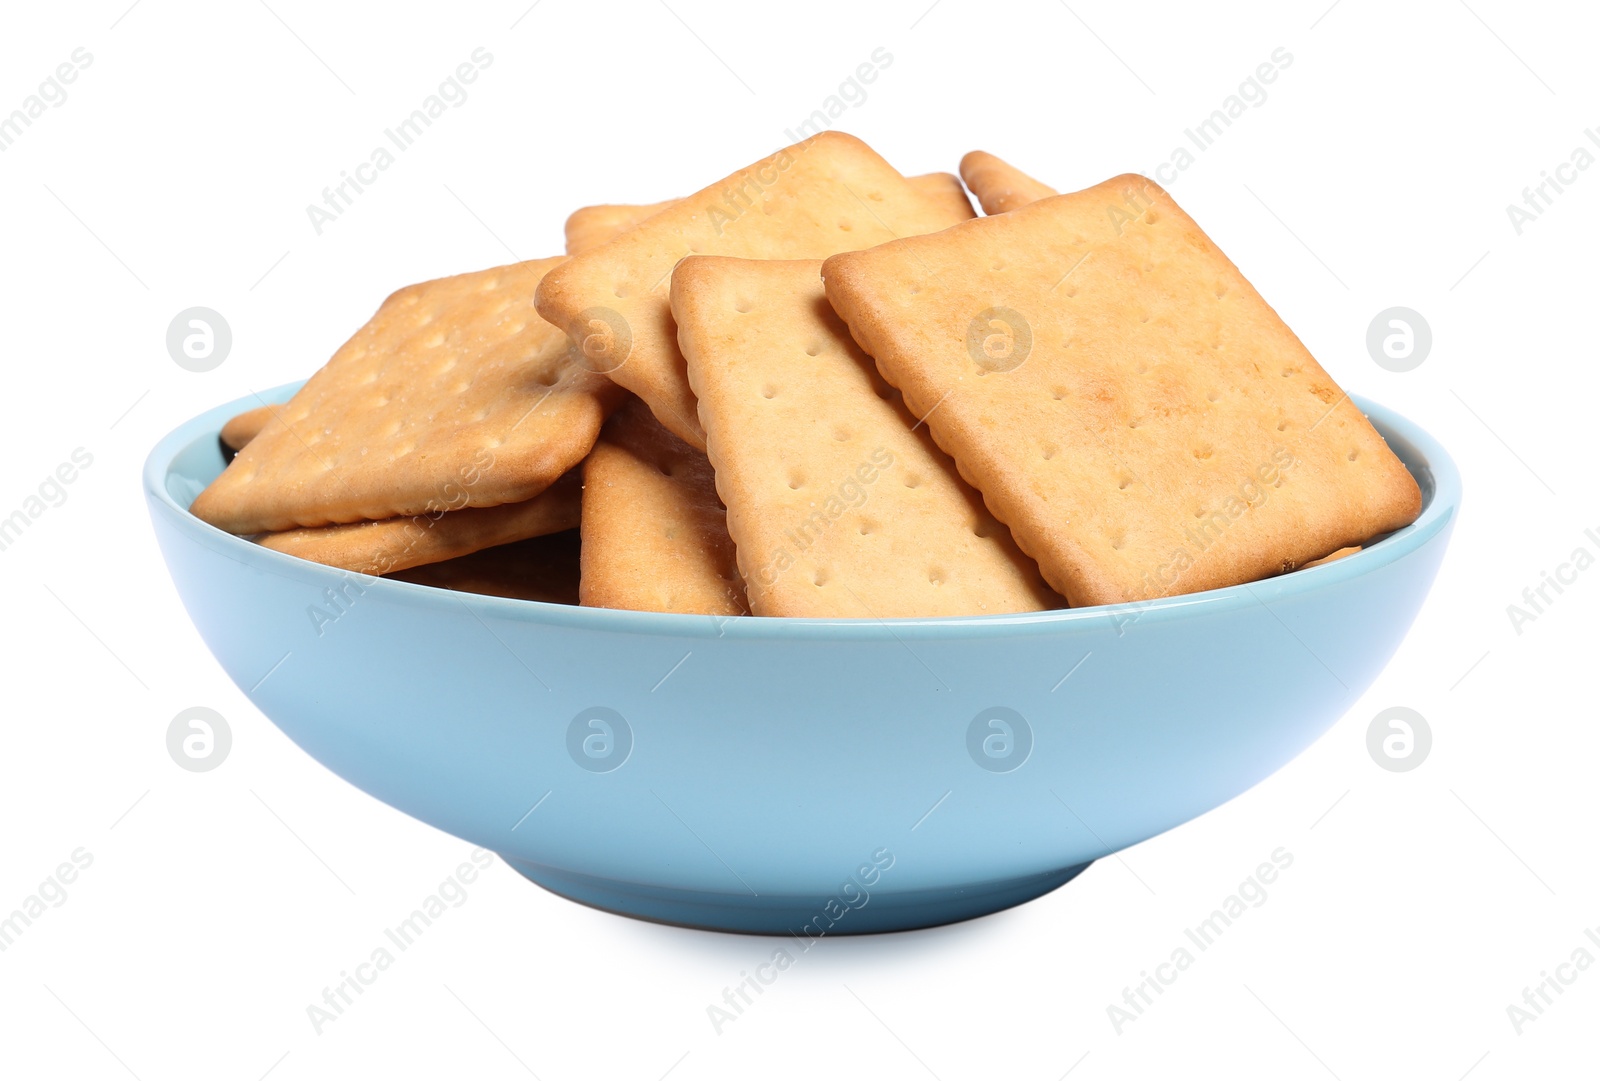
left=145, top=382, right=1458, bottom=934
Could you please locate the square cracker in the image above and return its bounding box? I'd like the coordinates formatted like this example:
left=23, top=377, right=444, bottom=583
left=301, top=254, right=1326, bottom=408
left=822, top=174, right=1422, bottom=607
left=579, top=398, right=748, bottom=615
left=535, top=133, right=976, bottom=451
left=672, top=256, right=1060, bottom=618
left=191, top=257, right=624, bottom=534
left=958, top=151, right=1058, bottom=215
left=255, top=469, right=580, bottom=576
left=220, top=404, right=275, bottom=451
left=563, top=174, right=973, bottom=256
left=908, top=171, right=976, bottom=221
left=565, top=199, right=679, bottom=255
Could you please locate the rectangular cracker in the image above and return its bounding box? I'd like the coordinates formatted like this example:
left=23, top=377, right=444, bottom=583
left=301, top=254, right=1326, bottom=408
left=191, top=257, right=624, bottom=534
left=909, top=171, right=976, bottom=220
left=220, top=404, right=275, bottom=451
left=673, top=257, right=1060, bottom=618
left=959, top=150, right=1058, bottom=215
left=535, top=133, right=976, bottom=451
left=579, top=398, right=748, bottom=615
left=822, top=174, right=1422, bottom=607
left=565, top=199, right=679, bottom=255
left=563, top=175, right=972, bottom=257
left=256, top=470, right=580, bottom=576
left=389, top=530, right=581, bottom=605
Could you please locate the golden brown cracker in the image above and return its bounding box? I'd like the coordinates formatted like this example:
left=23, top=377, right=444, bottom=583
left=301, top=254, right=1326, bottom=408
left=390, top=529, right=581, bottom=605
left=220, top=405, right=274, bottom=451
left=564, top=175, right=972, bottom=257
left=256, top=470, right=581, bottom=576
left=1301, top=545, right=1361, bottom=569
left=535, top=133, right=976, bottom=450
left=822, top=174, right=1422, bottom=607
left=910, top=171, right=976, bottom=220
left=958, top=150, right=1058, bottom=214
left=579, top=399, right=748, bottom=615
left=673, top=256, right=1059, bottom=617
left=192, top=257, right=623, bottom=534
left=565, top=200, right=679, bottom=255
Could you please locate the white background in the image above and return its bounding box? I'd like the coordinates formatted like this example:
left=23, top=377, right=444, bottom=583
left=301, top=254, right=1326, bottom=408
left=2, top=0, right=1597, bottom=1077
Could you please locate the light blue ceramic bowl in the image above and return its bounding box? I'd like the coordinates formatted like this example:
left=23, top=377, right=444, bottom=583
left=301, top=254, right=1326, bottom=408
left=146, top=383, right=1458, bottom=934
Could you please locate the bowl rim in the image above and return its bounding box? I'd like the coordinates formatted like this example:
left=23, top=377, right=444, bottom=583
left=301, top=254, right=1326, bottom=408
left=145, top=381, right=1460, bottom=641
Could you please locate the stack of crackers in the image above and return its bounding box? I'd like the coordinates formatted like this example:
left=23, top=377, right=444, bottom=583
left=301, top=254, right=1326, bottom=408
left=193, top=133, right=1420, bottom=617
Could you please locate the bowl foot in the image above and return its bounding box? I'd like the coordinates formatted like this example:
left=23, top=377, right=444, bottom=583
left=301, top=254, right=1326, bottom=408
left=498, top=856, right=1094, bottom=935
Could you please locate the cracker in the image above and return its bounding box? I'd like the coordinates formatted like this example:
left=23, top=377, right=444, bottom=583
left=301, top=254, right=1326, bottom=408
left=1302, top=545, right=1361, bottom=569
left=822, top=174, right=1422, bottom=607
left=959, top=150, right=1058, bottom=215
left=910, top=171, right=977, bottom=219
left=191, top=257, right=624, bottom=534
left=535, top=133, right=976, bottom=450
left=580, top=399, right=748, bottom=615
left=256, top=470, right=580, bottom=576
left=673, top=256, right=1059, bottom=617
left=563, top=175, right=972, bottom=257
left=220, top=404, right=275, bottom=451
left=565, top=200, right=678, bottom=255
left=390, top=529, right=581, bottom=605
